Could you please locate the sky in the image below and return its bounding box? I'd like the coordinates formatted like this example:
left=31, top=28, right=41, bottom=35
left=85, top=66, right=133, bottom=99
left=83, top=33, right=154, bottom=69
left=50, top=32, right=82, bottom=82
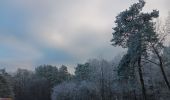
left=0, top=0, right=169, bottom=72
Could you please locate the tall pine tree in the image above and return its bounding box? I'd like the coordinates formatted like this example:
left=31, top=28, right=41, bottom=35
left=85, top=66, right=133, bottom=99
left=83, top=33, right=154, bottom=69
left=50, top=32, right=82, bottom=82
left=111, top=0, right=159, bottom=99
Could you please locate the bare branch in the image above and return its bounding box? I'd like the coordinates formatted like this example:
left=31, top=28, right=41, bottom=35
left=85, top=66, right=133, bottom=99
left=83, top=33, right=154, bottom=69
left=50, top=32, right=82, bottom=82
left=141, top=58, right=159, bottom=66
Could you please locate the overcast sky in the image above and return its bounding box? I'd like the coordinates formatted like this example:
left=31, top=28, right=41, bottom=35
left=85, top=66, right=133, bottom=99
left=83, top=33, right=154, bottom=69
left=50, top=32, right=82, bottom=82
left=0, top=0, right=169, bottom=72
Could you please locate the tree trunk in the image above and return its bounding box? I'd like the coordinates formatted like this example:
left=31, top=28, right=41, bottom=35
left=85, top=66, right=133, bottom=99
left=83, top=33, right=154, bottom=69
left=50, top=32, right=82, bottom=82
left=138, top=57, right=147, bottom=100
left=152, top=46, right=170, bottom=91
left=133, top=90, right=137, bottom=100
left=101, top=61, right=104, bottom=100
left=159, top=57, right=170, bottom=91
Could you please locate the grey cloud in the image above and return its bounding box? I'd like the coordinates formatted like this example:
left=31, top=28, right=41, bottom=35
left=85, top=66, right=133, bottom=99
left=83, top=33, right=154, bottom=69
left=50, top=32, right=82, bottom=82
left=0, top=0, right=169, bottom=71
left=166, top=0, right=170, bottom=10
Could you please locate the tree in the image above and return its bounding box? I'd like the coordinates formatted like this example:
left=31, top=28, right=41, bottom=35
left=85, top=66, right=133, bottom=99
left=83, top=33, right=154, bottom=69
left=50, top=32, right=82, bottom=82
left=0, top=69, right=13, bottom=98
left=111, top=0, right=159, bottom=99
left=28, top=76, right=51, bottom=100
left=52, top=81, right=100, bottom=100
left=51, top=82, right=77, bottom=100
left=58, top=65, right=71, bottom=82
left=35, top=65, right=59, bottom=87
left=148, top=13, right=170, bottom=91
left=13, top=69, right=35, bottom=100
left=13, top=69, right=51, bottom=100
left=75, top=63, right=90, bottom=81
left=87, top=59, right=117, bottom=100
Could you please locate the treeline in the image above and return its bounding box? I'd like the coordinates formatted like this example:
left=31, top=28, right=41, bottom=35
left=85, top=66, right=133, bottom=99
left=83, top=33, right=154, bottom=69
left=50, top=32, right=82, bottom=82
left=2, top=65, right=72, bottom=100
left=0, top=51, right=170, bottom=100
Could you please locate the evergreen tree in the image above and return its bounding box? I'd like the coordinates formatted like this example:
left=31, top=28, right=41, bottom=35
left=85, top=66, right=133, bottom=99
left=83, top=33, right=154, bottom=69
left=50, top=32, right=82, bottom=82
left=75, top=63, right=90, bottom=81
left=58, top=65, right=71, bottom=82
left=35, top=65, right=59, bottom=86
left=111, top=0, right=159, bottom=99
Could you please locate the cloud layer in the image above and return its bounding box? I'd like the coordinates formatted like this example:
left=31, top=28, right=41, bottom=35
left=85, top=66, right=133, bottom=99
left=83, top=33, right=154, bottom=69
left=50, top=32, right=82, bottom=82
left=0, top=0, right=169, bottom=71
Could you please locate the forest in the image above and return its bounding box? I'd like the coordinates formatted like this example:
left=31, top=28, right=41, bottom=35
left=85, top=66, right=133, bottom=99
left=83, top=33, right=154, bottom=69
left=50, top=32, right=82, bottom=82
left=1, top=0, right=170, bottom=100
